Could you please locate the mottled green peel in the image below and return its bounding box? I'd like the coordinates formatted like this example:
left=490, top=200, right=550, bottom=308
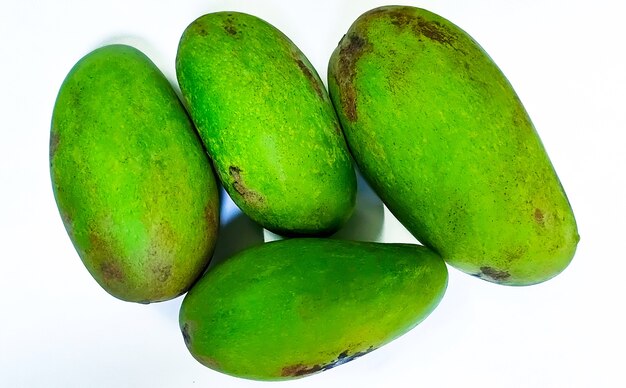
left=179, top=238, right=447, bottom=380
left=176, top=12, right=356, bottom=236
left=328, top=6, right=579, bottom=285
left=50, top=44, right=220, bottom=302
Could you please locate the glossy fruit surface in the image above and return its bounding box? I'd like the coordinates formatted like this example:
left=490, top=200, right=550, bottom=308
left=50, top=44, right=219, bottom=302
left=177, top=12, right=356, bottom=236
left=328, top=6, right=579, bottom=285
left=180, top=238, right=447, bottom=380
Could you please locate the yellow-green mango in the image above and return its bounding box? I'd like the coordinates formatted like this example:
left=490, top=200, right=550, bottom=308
left=50, top=45, right=219, bottom=303
left=328, top=6, right=579, bottom=285
left=176, top=12, right=356, bottom=236
left=179, top=238, right=447, bottom=380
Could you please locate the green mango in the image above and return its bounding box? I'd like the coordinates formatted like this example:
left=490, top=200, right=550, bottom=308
left=50, top=44, right=219, bottom=303
left=176, top=12, right=356, bottom=236
left=328, top=6, right=579, bottom=285
left=179, top=238, right=447, bottom=380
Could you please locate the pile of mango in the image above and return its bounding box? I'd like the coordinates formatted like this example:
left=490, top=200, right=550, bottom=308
left=50, top=6, right=579, bottom=381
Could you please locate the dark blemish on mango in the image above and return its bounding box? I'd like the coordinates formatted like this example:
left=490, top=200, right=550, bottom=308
left=338, top=346, right=374, bottom=363
left=505, top=248, right=527, bottom=262
left=511, top=107, right=531, bottom=130
left=388, top=8, right=454, bottom=44
left=194, top=23, right=208, bottom=37
left=337, top=33, right=346, bottom=46
left=322, top=347, right=376, bottom=371
left=182, top=323, right=191, bottom=346
left=534, top=208, right=545, bottom=225
left=59, top=210, right=74, bottom=239
left=204, top=201, right=218, bottom=230
left=389, top=10, right=413, bottom=27
left=479, top=266, right=511, bottom=281
left=384, top=8, right=462, bottom=51
left=153, top=264, right=172, bottom=282
left=343, top=34, right=366, bottom=55
left=282, top=347, right=376, bottom=377
left=148, top=221, right=176, bottom=263
left=414, top=18, right=454, bottom=44
left=336, top=34, right=370, bottom=122
left=89, top=232, right=124, bottom=282
left=70, top=87, right=83, bottom=110
left=223, top=18, right=238, bottom=36
left=100, top=261, right=124, bottom=282
left=229, top=166, right=244, bottom=192
left=229, top=166, right=264, bottom=204
left=60, top=210, right=72, bottom=227
left=196, top=354, right=221, bottom=370
left=49, top=131, right=60, bottom=158
left=281, top=363, right=322, bottom=377
left=294, top=57, right=324, bottom=100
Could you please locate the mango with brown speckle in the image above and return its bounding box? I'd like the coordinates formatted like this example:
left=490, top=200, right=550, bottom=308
left=50, top=44, right=220, bottom=303
left=179, top=238, right=447, bottom=380
left=328, top=6, right=579, bottom=285
left=176, top=12, right=356, bottom=236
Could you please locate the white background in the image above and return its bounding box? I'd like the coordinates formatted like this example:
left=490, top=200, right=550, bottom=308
left=1, top=0, right=625, bottom=387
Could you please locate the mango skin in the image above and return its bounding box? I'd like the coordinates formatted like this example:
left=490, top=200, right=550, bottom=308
left=179, top=238, right=447, bottom=380
left=328, top=6, right=579, bottom=285
left=176, top=12, right=356, bottom=236
left=50, top=44, right=220, bottom=303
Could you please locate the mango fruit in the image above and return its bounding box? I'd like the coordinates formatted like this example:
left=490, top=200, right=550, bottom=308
left=176, top=12, right=356, bottom=236
left=179, top=238, right=447, bottom=380
left=328, top=6, right=579, bottom=285
left=50, top=44, right=219, bottom=303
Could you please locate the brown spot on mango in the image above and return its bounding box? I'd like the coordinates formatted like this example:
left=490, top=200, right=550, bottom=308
left=534, top=208, right=545, bottom=225
left=479, top=266, right=511, bottom=281
left=195, top=24, right=208, bottom=37
left=223, top=18, right=238, bottom=36
left=383, top=7, right=455, bottom=44
left=204, top=200, right=219, bottom=229
left=195, top=354, right=221, bottom=370
left=181, top=323, right=191, bottom=346
left=100, top=261, right=124, bottom=282
left=327, top=5, right=577, bottom=285
left=505, top=247, right=527, bottom=262
left=229, top=166, right=264, bottom=205
left=51, top=44, right=219, bottom=303
left=414, top=18, right=454, bottom=44
left=294, top=57, right=324, bottom=100
left=88, top=231, right=126, bottom=283
left=178, top=239, right=448, bottom=379
left=49, top=131, right=60, bottom=158
left=177, top=12, right=356, bottom=236
left=389, top=10, right=413, bottom=27
left=152, top=263, right=172, bottom=282
left=336, top=34, right=370, bottom=122
left=60, top=210, right=73, bottom=230
left=281, top=363, right=322, bottom=377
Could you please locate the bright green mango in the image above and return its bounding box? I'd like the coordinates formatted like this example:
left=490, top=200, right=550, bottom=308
left=50, top=44, right=219, bottom=303
left=176, top=12, right=356, bottom=236
left=179, top=238, right=447, bottom=380
left=328, top=6, right=579, bottom=285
